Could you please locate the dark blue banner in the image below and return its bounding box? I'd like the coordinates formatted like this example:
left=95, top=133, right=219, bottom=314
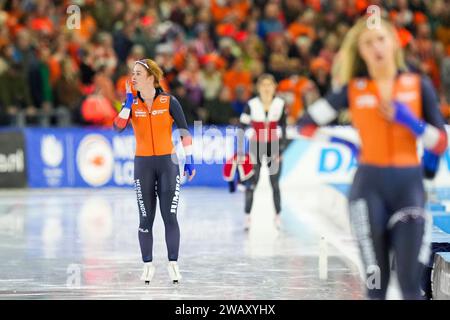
left=23, top=126, right=233, bottom=188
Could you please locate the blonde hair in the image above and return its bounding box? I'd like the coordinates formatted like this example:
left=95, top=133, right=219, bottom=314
left=332, top=18, right=407, bottom=86
left=135, top=58, right=164, bottom=88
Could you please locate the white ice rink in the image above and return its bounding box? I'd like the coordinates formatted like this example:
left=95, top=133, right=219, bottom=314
left=0, top=164, right=366, bottom=299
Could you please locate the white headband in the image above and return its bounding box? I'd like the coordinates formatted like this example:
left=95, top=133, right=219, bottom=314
left=135, top=60, right=149, bottom=69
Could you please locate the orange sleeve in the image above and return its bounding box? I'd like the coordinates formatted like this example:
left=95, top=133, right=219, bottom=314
left=211, top=0, right=229, bottom=22
left=277, top=79, right=291, bottom=92
left=235, top=1, right=250, bottom=22
left=223, top=71, right=234, bottom=89
left=48, top=57, right=61, bottom=85
left=441, top=103, right=450, bottom=119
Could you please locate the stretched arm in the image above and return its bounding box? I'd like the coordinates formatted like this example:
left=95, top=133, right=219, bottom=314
left=296, top=85, right=360, bottom=155
left=297, top=85, right=349, bottom=134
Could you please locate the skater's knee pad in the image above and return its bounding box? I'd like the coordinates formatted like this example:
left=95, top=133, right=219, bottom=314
left=139, top=221, right=152, bottom=231
left=387, top=207, right=428, bottom=230
left=139, top=217, right=154, bottom=230
left=388, top=207, right=432, bottom=265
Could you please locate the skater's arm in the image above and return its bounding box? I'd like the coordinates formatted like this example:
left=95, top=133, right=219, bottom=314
left=237, top=104, right=251, bottom=157
left=170, top=95, right=195, bottom=180
left=390, top=76, right=447, bottom=156
left=170, top=94, right=192, bottom=152
left=419, top=76, right=448, bottom=155
left=279, top=105, right=288, bottom=153
left=114, top=81, right=133, bottom=132
left=297, top=85, right=349, bottom=135
left=239, top=104, right=251, bottom=128
left=419, top=77, right=448, bottom=179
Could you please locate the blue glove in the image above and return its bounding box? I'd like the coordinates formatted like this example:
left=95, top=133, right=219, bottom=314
left=123, top=93, right=133, bottom=109
left=422, top=150, right=440, bottom=180
left=184, top=154, right=195, bottom=178
left=393, top=101, right=425, bottom=136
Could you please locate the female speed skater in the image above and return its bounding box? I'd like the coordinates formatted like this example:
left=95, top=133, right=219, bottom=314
left=298, top=17, right=448, bottom=299
left=239, top=73, right=287, bottom=231
left=114, top=58, right=196, bottom=284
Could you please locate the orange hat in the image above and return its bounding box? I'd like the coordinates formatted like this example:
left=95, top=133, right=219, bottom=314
left=310, top=57, right=330, bottom=73
left=355, top=0, right=369, bottom=12
left=389, top=10, right=398, bottom=22
left=414, top=12, right=427, bottom=25
left=234, top=30, right=248, bottom=43
left=140, top=16, right=154, bottom=27
left=397, top=28, right=413, bottom=48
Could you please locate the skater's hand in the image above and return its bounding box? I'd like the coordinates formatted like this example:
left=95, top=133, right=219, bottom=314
left=184, top=155, right=196, bottom=181
left=123, top=80, right=134, bottom=110
left=378, top=99, right=395, bottom=121
left=185, top=168, right=196, bottom=181
left=125, top=79, right=132, bottom=94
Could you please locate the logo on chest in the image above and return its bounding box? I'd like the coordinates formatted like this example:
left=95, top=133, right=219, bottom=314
left=134, top=109, right=148, bottom=118
left=151, top=109, right=168, bottom=116
left=395, top=91, right=418, bottom=103
left=354, top=94, right=377, bottom=108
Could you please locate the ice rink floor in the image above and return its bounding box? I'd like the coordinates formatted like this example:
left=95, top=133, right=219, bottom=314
left=0, top=169, right=365, bottom=300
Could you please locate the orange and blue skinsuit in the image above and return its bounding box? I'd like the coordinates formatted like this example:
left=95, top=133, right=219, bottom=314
left=298, top=72, right=448, bottom=299
left=114, top=87, right=193, bottom=263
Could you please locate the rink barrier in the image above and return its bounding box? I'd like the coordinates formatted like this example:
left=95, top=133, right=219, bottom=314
left=422, top=225, right=450, bottom=299
left=0, top=125, right=448, bottom=190
left=432, top=252, right=450, bottom=299
left=0, top=130, right=27, bottom=188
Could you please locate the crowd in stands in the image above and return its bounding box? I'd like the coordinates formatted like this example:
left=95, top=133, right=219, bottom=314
left=0, top=0, right=449, bottom=128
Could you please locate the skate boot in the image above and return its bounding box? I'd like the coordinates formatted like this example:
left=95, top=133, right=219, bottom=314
left=167, top=261, right=182, bottom=284
left=244, top=215, right=251, bottom=231
left=274, top=215, right=281, bottom=230
left=140, top=262, right=155, bottom=285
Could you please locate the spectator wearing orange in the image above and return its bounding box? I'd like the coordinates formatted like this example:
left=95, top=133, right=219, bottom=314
left=94, top=64, right=119, bottom=110
left=223, top=58, right=253, bottom=101
left=278, top=74, right=315, bottom=124
left=287, top=9, right=316, bottom=42
left=211, top=0, right=250, bottom=24
left=310, top=57, right=331, bottom=97
left=74, top=11, right=97, bottom=45
left=29, top=2, right=54, bottom=37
